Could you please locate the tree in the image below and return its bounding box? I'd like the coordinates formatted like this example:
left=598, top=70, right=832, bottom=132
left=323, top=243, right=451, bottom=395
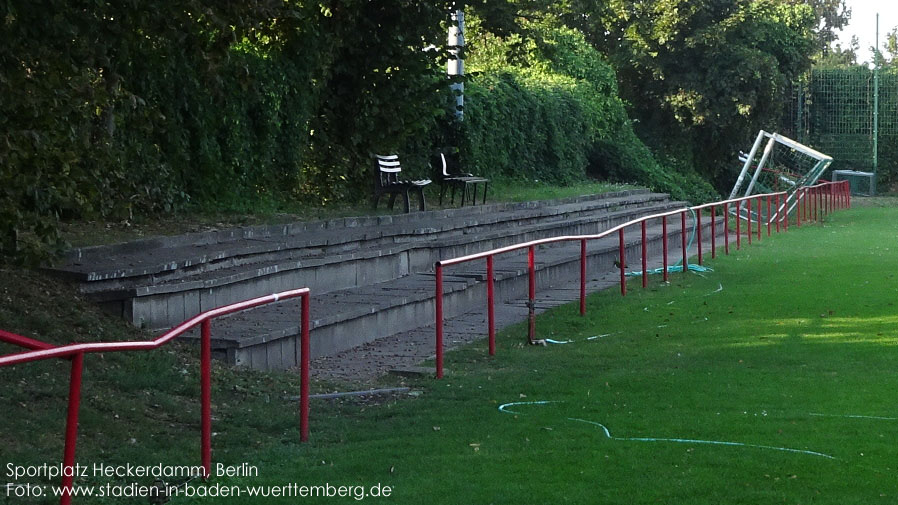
left=559, top=0, right=818, bottom=187
left=816, top=35, right=859, bottom=67
left=801, top=0, right=851, bottom=56
left=885, top=27, right=898, bottom=64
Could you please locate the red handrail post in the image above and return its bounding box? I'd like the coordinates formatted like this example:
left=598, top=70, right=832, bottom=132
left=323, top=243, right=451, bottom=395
left=487, top=256, right=496, bottom=354
left=435, top=264, right=444, bottom=378
left=814, top=187, right=818, bottom=222
left=736, top=203, right=741, bottom=250
left=724, top=203, right=730, bottom=255
left=641, top=221, right=648, bottom=288
left=680, top=210, right=687, bottom=272
left=618, top=229, right=626, bottom=296
left=711, top=205, right=717, bottom=259
left=776, top=193, right=783, bottom=233
left=766, top=195, right=771, bottom=237
left=579, top=241, right=586, bottom=316
left=300, top=292, right=310, bottom=442
left=201, top=318, right=212, bottom=478
left=797, top=189, right=802, bottom=227
left=696, top=210, right=703, bottom=265
left=757, top=197, right=762, bottom=241
left=783, top=193, right=788, bottom=231
left=528, top=245, right=536, bottom=343
left=662, top=216, right=669, bottom=281
left=60, top=352, right=84, bottom=505
left=747, top=199, right=752, bottom=245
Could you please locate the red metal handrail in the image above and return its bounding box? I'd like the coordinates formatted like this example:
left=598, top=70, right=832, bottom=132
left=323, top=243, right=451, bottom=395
left=434, top=181, right=850, bottom=378
left=0, top=288, right=311, bottom=505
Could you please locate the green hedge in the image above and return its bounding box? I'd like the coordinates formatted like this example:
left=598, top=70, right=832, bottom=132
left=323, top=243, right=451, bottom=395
left=0, top=0, right=450, bottom=262
left=460, top=19, right=718, bottom=202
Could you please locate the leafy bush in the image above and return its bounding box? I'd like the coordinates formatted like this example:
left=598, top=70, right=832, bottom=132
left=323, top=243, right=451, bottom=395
left=0, top=0, right=451, bottom=263
left=460, top=16, right=717, bottom=201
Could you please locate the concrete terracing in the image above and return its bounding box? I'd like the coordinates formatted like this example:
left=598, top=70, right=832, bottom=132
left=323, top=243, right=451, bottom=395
left=50, top=189, right=704, bottom=370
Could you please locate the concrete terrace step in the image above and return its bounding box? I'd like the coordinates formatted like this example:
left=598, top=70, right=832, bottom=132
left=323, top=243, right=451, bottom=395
left=202, top=215, right=721, bottom=370
left=57, top=189, right=657, bottom=282
left=49, top=190, right=679, bottom=330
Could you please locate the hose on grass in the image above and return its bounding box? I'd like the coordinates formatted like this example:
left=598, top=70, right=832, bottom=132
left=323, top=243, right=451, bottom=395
left=624, top=208, right=714, bottom=277
left=498, top=401, right=836, bottom=460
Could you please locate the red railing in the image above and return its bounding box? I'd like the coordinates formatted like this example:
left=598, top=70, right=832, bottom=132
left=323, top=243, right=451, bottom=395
left=434, top=181, right=850, bottom=378
left=0, top=288, right=311, bottom=505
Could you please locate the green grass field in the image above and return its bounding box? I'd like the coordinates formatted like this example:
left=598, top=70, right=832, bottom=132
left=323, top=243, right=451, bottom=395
left=4, top=203, right=898, bottom=504
left=184, top=204, right=898, bottom=504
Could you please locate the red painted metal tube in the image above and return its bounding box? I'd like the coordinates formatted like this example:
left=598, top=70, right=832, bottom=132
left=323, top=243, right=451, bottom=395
left=579, top=241, right=586, bottom=315
left=201, top=319, right=211, bottom=478
left=747, top=199, right=752, bottom=245
left=783, top=193, right=788, bottom=231
left=757, top=197, right=762, bottom=241
left=60, top=352, right=84, bottom=505
left=736, top=202, right=741, bottom=249
left=435, top=264, right=444, bottom=379
left=641, top=221, right=648, bottom=288
left=528, top=245, right=536, bottom=342
left=696, top=210, right=703, bottom=265
left=814, top=187, right=818, bottom=222
left=681, top=211, right=687, bottom=271
left=766, top=195, right=771, bottom=237
left=776, top=193, right=783, bottom=233
left=797, top=189, right=802, bottom=227
left=662, top=216, right=669, bottom=281
left=711, top=206, right=717, bottom=259
left=487, top=256, right=496, bottom=353
left=619, top=229, right=626, bottom=296
left=0, top=289, right=310, bottom=368
left=724, top=203, right=730, bottom=255
left=300, top=293, right=310, bottom=442
left=0, top=329, right=54, bottom=350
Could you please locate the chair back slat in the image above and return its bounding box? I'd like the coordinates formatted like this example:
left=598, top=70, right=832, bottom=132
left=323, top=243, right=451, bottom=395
left=375, top=154, right=402, bottom=174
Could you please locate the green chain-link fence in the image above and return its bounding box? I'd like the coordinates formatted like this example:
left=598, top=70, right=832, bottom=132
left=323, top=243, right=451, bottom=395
left=783, top=67, right=898, bottom=193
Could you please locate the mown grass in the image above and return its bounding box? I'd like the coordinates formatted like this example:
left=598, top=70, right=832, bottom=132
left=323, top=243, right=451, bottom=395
left=3, top=202, right=897, bottom=504
left=179, top=204, right=898, bottom=504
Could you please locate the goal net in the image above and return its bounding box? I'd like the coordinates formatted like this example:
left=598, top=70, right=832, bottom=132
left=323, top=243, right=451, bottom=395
left=729, top=130, right=833, bottom=222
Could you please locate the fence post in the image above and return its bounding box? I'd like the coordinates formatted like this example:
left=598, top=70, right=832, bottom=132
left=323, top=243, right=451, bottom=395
left=747, top=198, right=752, bottom=245
left=641, top=221, right=648, bottom=288
left=487, top=256, right=496, bottom=354
left=662, top=216, right=669, bottom=281
left=300, top=293, right=310, bottom=442
left=736, top=202, right=741, bottom=249
left=681, top=211, right=687, bottom=272
left=783, top=193, right=788, bottom=231
left=766, top=195, right=771, bottom=237
left=696, top=210, right=703, bottom=265
left=528, top=246, right=536, bottom=343
left=435, top=264, right=444, bottom=378
left=201, top=319, right=211, bottom=478
left=60, top=352, right=84, bottom=505
left=797, top=190, right=802, bottom=227
left=757, top=197, right=762, bottom=241
left=711, top=205, right=717, bottom=259
left=768, top=193, right=783, bottom=233
left=618, top=229, right=626, bottom=295
left=724, top=203, right=730, bottom=255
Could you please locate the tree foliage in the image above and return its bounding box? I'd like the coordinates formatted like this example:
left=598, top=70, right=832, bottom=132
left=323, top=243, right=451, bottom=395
left=0, top=0, right=452, bottom=262
left=462, top=15, right=717, bottom=201
left=556, top=0, right=817, bottom=187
